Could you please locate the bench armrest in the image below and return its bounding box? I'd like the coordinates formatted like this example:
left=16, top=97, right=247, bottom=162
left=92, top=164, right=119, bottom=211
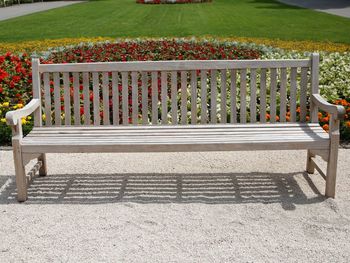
left=311, top=94, right=345, bottom=121
left=5, top=99, right=40, bottom=126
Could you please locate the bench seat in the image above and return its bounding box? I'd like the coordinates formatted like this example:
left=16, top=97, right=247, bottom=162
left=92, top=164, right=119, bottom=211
left=21, top=123, right=330, bottom=153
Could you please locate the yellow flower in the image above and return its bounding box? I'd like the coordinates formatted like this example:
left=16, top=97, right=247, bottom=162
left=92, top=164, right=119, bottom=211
left=21, top=118, right=27, bottom=125
left=0, top=118, right=6, bottom=123
left=2, top=102, right=9, bottom=108
left=27, top=116, right=32, bottom=120
left=17, top=103, right=23, bottom=109
left=42, top=114, right=46, bottom=121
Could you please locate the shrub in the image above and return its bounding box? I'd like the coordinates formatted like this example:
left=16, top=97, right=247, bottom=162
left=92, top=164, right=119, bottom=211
left=0, top=39, right=349, bottom=145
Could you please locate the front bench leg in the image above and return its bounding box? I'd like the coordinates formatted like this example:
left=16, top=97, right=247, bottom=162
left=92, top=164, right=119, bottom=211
left=38, top=154, right=47, bottom=176
left=11, top=125, right=28, bottom=202
left=325, top=116, right=340, bottom=198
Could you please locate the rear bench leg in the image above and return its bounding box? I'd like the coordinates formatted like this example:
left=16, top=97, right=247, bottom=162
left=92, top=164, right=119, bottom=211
left=306, top=150, right=315, bottom=174
left=38, top=154, right=47, bottom=176
left=12, top=140, right=27, bottom=202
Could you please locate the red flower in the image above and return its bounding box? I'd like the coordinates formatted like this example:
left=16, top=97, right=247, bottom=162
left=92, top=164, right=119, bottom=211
left=0, top=69, right=8, bottom=81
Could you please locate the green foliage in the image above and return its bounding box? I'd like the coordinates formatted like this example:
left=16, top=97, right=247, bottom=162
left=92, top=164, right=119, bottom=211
left=0, top=0, right=350, bottom=43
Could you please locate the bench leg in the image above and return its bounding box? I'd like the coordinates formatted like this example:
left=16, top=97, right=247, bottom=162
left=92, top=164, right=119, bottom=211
left=325, top=136, right=339, bottom=198
left=38, top=153, right=47, bottom=176
left=306, top=150, right=315, bottom=174
left=13, top=140, right=27, bottom=202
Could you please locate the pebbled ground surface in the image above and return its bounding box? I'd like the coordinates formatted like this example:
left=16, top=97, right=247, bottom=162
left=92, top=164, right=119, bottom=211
left=0, top=149, right=350, bottom=262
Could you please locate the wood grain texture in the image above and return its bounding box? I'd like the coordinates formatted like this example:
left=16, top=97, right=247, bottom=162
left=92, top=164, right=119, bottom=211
left=63, top=72, right=71, bottom=125
left=280, top=68, right=287, bottom=122
left=240, top=69, right=247, bottom=123
left=210, top=70, right=217, bottom=124
left=290, top=68, right=297, bottom=122
left=82, top=72, right=90, bottom=125
left=259, top=69, right=267, bottom=123
left=270, top=68, right=277, bottom=123
left=230, top=69, right=237, bottom=124
left=200, top=70, right=208, bottom=124
left=171, top=71, right=178, bottom=125
left=102, top=72, right=110, bottom=125
left=53, top=72, right=61, bottom=126
left=43, top=73, right=52, bottom=126
left=92, top=72, right=100, bottom=125
left=220, top=70, right=227, bottom=123
left=250, top=69, right=257, bottom=123
left=152, top=71, right=158, bottom=125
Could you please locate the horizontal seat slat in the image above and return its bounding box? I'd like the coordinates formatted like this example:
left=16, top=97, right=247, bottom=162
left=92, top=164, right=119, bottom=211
left=21, top=124, right=329, bottom=153
left=31, top=123, right=323, bottom=130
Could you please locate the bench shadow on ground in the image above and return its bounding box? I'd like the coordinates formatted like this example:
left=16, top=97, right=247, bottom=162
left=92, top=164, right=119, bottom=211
left=0, top=172, right=325, bottom=210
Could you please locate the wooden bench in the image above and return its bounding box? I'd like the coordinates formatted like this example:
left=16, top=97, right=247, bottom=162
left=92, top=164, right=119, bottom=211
left=6, top=54, right=345, bottom=202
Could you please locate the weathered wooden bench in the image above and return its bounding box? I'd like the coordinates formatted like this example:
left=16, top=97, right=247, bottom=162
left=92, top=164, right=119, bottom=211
left=6, top=54, right=345, bottom=201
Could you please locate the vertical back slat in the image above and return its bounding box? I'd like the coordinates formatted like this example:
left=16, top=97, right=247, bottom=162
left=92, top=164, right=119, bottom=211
left=82, top=72, right=90, bottom=125
left=300, top=67, right=308, bottom=122
left=161, top=71, right=168, bottom=124
left=131, top=71, right=138, bottom=125
left=259, top=69, right=267, bottom=123
left=171, top=71, right=178, bottom=125
left=200, top=70, right=207, bottom=124
left=53, top=72, right=61, bottom=126
left=290, top=68, right=297, bottom=122
left=63, top=73, right=71, bottom=125
left=270, top=68, right=277, bottom=123
left=181, top=71, right=187, bottom=125
left=92, top=72, right=100, bottom=125
left=121, top=72, right=129, bottom=125
left=141, top=72, right=148, bottom=125
left=43, top=73, right=52, bottom=126
left=210, top=70, right=217, bottom=124
left=112, top=72, right=119, bottom=125
left=310, top=54, right=319, bottom=122
left=102, top=72, right=110, bottom=125
left=280, top=68, right=287, bottom=122
left=151, top=71, right=158, bottom=125
left=220, top=70, right=227, bottom=123
left=240, top=69, right=247, bottom=123
left=32, top=58, right=42, bottom=126
left=191, top=70, right=197, bottom=124
left=230, top=69, right=237, bottom=124
left=73, top=72, right=80, bottom=125
left=250, top=69, right=257, bottom=123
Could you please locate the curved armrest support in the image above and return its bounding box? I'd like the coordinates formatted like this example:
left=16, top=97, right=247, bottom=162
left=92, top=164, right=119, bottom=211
left=311, top=94, right=345, bottom=121
left=5, top=99, right=40, bottom=126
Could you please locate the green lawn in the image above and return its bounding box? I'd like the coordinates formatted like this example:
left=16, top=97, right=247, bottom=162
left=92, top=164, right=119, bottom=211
left=1, top=0, right=350, bottom=43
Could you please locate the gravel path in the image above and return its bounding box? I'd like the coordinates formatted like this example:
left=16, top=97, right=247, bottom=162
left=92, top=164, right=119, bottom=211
left=0, top=1, right=84, bottom=21
left=1, top=149, right=350, bottom=262
left=278, top=0, right=350, bottom=18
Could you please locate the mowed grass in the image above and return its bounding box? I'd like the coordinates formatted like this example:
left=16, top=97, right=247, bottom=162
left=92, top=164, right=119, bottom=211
left=0, top=0, right=350, bottom=43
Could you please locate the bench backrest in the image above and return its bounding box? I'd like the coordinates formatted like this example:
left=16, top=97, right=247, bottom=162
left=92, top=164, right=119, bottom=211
left=31, top=54, right=319, bottom=127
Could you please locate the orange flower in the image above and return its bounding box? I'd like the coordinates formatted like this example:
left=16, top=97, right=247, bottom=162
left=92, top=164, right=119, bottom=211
left=345, top=121, right=350, bottom=128
left=318, top=112, right=323, bottom=119
left=322, top=117, right=329, bottom=122
left=322, top=124, right=329, bottom=131
left=276, top=115, right=280, bottom=121
left=306, top=116, right=310, bottom=121
left=265, top=113, right=270, bottom=120
left=286, top=115, right=290, bottom=122
left=296, top=107, right=301, bottom=113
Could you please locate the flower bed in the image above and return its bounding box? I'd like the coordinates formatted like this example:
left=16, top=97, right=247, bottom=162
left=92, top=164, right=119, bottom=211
left=136, top=0, right=211, bottom=4
left=0, top=39, right=349, bottom=145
